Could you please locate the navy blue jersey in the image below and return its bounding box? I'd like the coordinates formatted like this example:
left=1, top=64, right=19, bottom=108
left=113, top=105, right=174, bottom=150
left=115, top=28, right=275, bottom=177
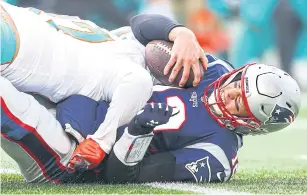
left=148, top=54, right=236, bottom=150
left=144, top=55, right=242, bottom=182
left=56, top=54, right=243, bottom=183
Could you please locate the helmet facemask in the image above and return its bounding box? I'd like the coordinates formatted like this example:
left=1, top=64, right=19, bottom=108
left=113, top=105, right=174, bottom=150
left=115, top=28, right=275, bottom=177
left=203, top=63, right=263, bottom=135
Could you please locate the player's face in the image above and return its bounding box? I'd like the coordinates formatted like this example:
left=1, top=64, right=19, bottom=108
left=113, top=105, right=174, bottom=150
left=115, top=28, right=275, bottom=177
left=220, top=80, right=248, bottom=117
left=204, top=63, right=264, bottom=131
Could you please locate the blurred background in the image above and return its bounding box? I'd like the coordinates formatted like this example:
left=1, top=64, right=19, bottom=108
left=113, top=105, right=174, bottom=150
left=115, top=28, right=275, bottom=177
left=3, top=0, right=307, bottom=91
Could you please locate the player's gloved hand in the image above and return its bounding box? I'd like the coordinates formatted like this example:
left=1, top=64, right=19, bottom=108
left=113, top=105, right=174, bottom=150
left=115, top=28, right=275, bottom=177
left=165, top=27, right=208, bottom=87
left=128, top=103, right=174, bottom=136
left=68, top=138, right=105, bottom=171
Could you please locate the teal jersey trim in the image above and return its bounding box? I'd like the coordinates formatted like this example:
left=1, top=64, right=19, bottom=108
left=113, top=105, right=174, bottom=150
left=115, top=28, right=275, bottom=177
left=1, top=9, right=18, bottom=65
left=28, top=8, right=114, bottom=43
left=28, top=7, right=42, bottom=15
left=59, top=22, right=113, bottom=42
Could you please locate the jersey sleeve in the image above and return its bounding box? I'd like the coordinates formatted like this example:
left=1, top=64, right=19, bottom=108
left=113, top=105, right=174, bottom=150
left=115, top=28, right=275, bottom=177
left=130, top=14, right=183, bottom=46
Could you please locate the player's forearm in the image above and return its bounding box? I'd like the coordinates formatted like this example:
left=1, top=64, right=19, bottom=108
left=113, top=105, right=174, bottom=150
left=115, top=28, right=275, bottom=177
left=103, top=104, right=158, bottom=184
left=130, top=14, right=184, bottom=46
left=88, top=67, right=153, bottom=154
left=104, top=147, right=176, bottom=184
left=104, top=146, right=140, bottom=183
left=103, top=126, right=154, bottom=183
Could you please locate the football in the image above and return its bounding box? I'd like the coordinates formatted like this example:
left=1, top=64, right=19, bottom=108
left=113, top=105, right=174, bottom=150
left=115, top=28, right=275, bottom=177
left=145, top=40, right=205, bottom=88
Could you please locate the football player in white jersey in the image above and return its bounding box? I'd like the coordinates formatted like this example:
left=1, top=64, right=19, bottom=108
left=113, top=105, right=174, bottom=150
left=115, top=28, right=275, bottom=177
left=1, top=2, right=206, bottom=171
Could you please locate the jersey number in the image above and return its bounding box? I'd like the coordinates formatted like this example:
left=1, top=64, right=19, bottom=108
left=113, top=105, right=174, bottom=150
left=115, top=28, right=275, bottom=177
left=29, top=7, right=114, bottom=43
left=154, top=96, right=186, bottom=132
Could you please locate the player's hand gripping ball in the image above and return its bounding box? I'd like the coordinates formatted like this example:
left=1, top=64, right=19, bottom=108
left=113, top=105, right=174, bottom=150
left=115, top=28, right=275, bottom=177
left=145, top=40, right=205, bottom=88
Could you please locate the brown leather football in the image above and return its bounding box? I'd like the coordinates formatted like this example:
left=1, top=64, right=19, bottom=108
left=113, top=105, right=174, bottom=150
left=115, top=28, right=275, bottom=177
left=145, top=40, right=204, bottom=88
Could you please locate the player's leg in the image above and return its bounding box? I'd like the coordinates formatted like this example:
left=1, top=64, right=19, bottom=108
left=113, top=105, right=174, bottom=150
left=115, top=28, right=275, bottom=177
left=0, top=76, right=76, bottom=183
left=69, top=59, right=154, bottom=170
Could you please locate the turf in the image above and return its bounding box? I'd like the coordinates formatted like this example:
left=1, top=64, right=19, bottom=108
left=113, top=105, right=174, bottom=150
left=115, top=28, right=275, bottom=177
left=1, top=170, right=307, bottom=194
left=204, top=169, right=307, bottom=194
left=1, top=96, right=307, bottom=194
left=0, top=174, right=190, bottom=194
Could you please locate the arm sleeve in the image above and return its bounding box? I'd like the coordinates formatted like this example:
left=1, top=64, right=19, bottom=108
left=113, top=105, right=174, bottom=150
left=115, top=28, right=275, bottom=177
left=104, top=140, right=239, bottom=183
left=130, top=14, right=184, bottom=46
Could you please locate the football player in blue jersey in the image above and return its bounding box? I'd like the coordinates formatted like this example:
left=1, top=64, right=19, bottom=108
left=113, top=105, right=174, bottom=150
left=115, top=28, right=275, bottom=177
left=57, top=55, right=301, bottom=183
left=109, top=61, right=300, bottom=183
left=98, top=14, right=301, bottom=183
left=49, top=14, right=302, bottom=183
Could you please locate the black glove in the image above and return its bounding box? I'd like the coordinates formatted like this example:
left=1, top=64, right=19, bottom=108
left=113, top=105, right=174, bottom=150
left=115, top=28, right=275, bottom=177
left=128, top=103, right=173, bottom=136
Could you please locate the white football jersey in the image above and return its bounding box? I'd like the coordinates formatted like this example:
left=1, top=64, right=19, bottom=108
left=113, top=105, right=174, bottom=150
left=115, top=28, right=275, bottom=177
left=0, top=2, right=153, bottom=154
left=1, top=1, right=146, bottom=103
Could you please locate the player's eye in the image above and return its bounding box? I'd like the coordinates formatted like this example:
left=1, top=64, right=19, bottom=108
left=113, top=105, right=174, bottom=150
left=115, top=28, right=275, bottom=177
left=235, top=97, right=240, bottom=112
left=238, top=96, right=242, bottom=106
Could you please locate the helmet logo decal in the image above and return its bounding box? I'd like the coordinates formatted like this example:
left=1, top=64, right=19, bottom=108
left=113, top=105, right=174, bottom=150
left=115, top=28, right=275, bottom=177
left=265, top=104, right=295, bottom=124
left=185, top=156, right=211, bottom=183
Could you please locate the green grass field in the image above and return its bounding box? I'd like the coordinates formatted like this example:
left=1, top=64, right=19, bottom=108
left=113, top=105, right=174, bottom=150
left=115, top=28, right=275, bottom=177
left=1, top=96, right=307, bottom=194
